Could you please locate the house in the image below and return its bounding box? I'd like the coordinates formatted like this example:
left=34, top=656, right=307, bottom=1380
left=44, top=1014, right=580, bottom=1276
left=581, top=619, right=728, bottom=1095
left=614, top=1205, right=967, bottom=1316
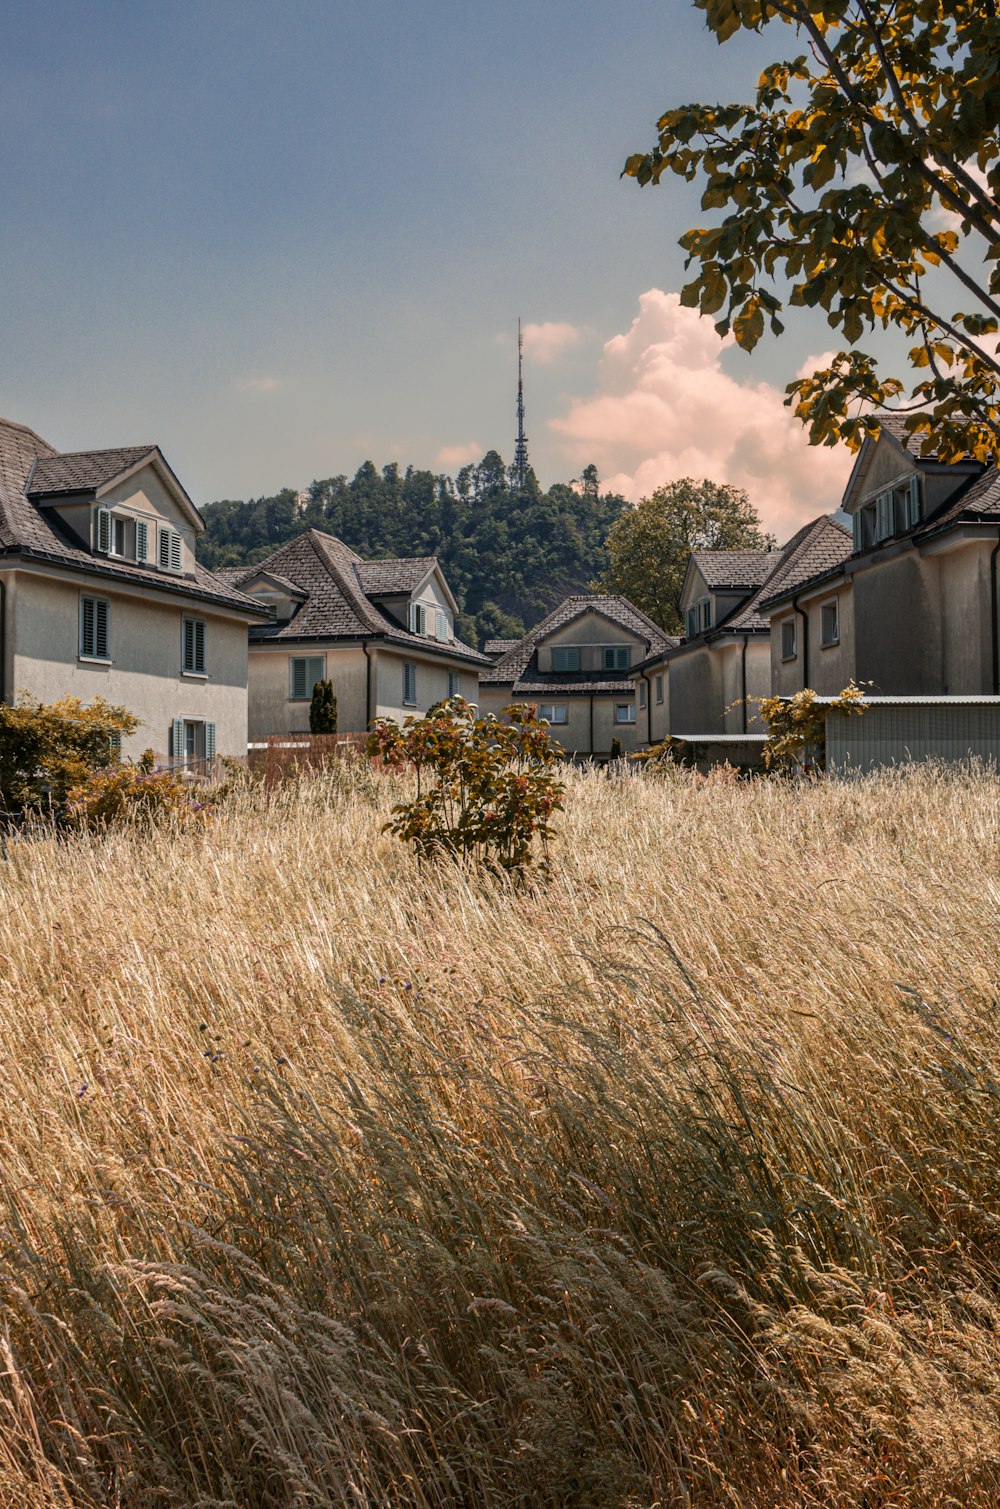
left=764, top=415, right=1000, bottom=700
left=0, top=416, right=269, bottom=762
left=632, top=518, right=852, bottom=761
left=477, top=595, right=674, bottom=757
left=216, top=530, right=490, bottom=738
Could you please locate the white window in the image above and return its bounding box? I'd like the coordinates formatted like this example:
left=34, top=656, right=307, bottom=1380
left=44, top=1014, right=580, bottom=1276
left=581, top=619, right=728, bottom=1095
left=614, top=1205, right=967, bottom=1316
left=171, top=718, right=216, bottom=768
left=539, top=703, right=568, bottom=724
left=551, top=646, right=580, bottom=672
left=182, top=616, right=207, bottom=675
left=447, top=670, right=460, bottom=698
left=821, top=599, right=840, bottom=647
left=436, top=609, right=450, bottom=642
left=159, top=526, right=183, bottom=572
left=638, top=681, right=647, bottom=709
left=403, top=661, right=417, bottom=705
left=781, top=619, right=797, bottom=660
left=80, top=595, right=110, bottom=660
left=289, top=655, right=325, bottom=700
left=409, top=602, right=427, bottom=636
left=603, top=645, right=630, bottom=670
left=655, top=674, right=664, bottom=704
left=614, top=703, right=636, bottom=724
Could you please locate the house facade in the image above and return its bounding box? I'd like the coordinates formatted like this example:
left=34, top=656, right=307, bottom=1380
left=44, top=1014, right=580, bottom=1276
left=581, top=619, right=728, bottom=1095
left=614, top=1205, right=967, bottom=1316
left=0, top=417, right=268, bottom=762
left=632, top=519, right=852, bottom=758
left=217, top=530, right=489, bottom=739
left=764, top=416, right=1000, bottom=700
left=478, top=595, right=674, bottom=757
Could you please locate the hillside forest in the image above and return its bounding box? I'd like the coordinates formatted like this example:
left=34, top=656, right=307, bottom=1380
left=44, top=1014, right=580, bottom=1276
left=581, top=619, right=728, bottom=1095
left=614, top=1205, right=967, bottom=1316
left=197, top=453, right=627, bottom=646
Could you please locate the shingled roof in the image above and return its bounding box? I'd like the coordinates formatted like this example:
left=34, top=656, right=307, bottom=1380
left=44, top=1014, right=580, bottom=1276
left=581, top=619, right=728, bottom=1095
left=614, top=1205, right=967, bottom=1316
left=752, top=516, right=853, bottom=618
left=0, top=418, right=266, bottom=617
left=481, top=595, right=675, bottom=693
left=236, top=530, right=490, bottom=664
left=690, top=549, right=777, bottom=590
left=25, top=446, right=157, bottom=496
left=355, top=557, right=438, bottom=595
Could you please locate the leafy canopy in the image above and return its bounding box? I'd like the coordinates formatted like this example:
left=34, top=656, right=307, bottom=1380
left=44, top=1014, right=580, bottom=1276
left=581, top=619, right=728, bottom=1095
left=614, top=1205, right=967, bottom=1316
left=625, top=1, right=1000, bottom=462
left=596, top=478, right=775, bottom=633
left=0, top=695, right=138, bottom=814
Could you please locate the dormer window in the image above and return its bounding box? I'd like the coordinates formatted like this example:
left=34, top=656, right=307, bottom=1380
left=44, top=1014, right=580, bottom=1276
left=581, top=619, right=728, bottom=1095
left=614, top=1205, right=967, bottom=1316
left=684, top=598, right=712, bottom=639
left=603, top=645, right=631, bottom=670
left=852, top=475, right=922, bottom=551
left=159, top=526, right=183, bottom=573
left=95, top=507, right=149, bottom=563
left=409, top=602, right=428, bottom=636
left=552, top=646, right=581, bottom=672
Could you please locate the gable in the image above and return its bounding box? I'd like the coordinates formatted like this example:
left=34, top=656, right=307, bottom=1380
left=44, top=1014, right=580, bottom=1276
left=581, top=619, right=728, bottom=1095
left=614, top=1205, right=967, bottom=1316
left=679, top=560, right=711, bottom=613
left=542, top=608, right=647, bottom=650
left=843, top=431, right=918, bottom=512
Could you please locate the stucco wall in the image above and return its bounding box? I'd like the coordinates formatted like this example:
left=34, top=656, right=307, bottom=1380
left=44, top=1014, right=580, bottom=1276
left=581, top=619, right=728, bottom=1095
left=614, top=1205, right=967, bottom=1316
left=477, top=686, right=639, bottom=756
left=770, top=585, right=857, bottom=697
left=716, top=640, right=770, bottom=731
left=668, top=643, right=725, bottom=735
left=634, top=664, right=670, bottom=745
left=100, top=463, right=199, bottom=573
left=373, top=649, right=476, bottom=721
left=853, top=552, right=943, bottom=695
left=7, top=566, right=249, bottom=758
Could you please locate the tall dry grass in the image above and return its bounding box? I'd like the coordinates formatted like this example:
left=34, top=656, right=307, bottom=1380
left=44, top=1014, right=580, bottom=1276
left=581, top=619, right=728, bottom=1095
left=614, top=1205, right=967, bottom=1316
left=1, top=759, right=1000, bottom=1506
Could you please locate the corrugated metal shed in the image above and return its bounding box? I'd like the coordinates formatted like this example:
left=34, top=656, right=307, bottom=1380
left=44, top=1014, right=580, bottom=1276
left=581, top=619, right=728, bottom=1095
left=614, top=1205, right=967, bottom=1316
left=827, top=699, right=1000, bottom=771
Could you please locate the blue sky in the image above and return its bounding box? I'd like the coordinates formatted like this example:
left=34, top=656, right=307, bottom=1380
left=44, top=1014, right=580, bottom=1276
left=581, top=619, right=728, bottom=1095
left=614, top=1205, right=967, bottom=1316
left=1, top=1, right=852, bottom=526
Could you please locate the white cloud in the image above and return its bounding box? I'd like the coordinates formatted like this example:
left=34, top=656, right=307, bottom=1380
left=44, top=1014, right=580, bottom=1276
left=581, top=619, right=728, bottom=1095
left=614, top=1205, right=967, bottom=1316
left=237, top=376, right=281, bottom=395
left=436, top=441, right=482, bottom=468
left=549, top=290, right=853, bottom=539
left=521, top=321, right=582, bottom=364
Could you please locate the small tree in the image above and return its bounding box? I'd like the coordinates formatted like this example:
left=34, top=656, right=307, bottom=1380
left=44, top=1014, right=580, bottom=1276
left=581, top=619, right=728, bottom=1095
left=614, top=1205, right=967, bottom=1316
left=309, top=679, right=338, bottom=735
left=0, top=694, right=138, bottom=814
left=758, top=683, right=867, bottom=772
left=366, top=697, right=565, bottom=881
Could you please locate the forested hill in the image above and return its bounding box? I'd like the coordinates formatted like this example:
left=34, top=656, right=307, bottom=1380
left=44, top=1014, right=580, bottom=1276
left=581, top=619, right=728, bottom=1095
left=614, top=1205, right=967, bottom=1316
left=197, top=451, right=627, bottom=646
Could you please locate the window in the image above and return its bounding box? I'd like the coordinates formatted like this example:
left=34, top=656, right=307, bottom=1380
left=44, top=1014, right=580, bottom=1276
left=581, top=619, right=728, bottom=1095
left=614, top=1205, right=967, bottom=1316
left=95, top=507, right=112, bottom=554
left=781, top=619, right=797, bottom=660
left=171, top=718, right=216, bottom=768
left=79, top=595, right=110, bottom=660
left=403, top=661, right=417, bottom=705
left=159, top=526, right=182, bottom=572
left=135, top=519, right=149, bottom=563
left=289, top=655, right=325, bottom=700
left=700, top=599, right=712, bottom=631
left=113, top=516, right=129, bottom=556
left=551, top=646, right=580, bottom=672
left=638, top=681, right=647, bottom=709
left=409, top=602, right=427, bottom=636
left=655, top=674, right=664, bottom=704
left=603, top=645, right=630, bottom=670
left=436, top=609, right=450, bottom=642
left=821, top=599, right=840, bottom=647
left=182, top=616, right=207, bottom=675
left=448, top=670, right=460, bottom=698
left=539, top=703, right=568, bottom=724
left=614, top=703, right=636, bottom=724
left=685, top=607, right=698, bottom=640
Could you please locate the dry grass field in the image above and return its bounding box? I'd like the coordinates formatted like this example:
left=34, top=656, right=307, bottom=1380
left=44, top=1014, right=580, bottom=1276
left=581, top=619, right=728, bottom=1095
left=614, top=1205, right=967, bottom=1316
left=2, top=759, right=1000, bottom=1506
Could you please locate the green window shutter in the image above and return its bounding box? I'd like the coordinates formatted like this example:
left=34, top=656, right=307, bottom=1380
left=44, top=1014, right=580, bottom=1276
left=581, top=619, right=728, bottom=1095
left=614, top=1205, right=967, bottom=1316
left=852, top=511, right=863, bottom=551
left=158, top=527, right=170, bottom=569
left=290, top=658, right=307, bottom=699
left=94, top=599, right=109, bottom=660
left=96, top=508, right=112, bottom=553
left=171, top=717, right=185, bottom=760
left=875, top=491, right=893, bottom=541
left=170, top=531, right=182, bottom=572
left=135, top=519, right=149, bottom=562
left=204, top=722, right=216, bottom=760
left=907, top=475, right=922, bottom=529
left=80, top=596, right=95, bottom=656
left=183, top=617, right=194, bottom=672
left=195, top=620, right=206, bottom=674
left=403, top=661, right=416, bottom=703
left=308, top=656, right=324, bottom=691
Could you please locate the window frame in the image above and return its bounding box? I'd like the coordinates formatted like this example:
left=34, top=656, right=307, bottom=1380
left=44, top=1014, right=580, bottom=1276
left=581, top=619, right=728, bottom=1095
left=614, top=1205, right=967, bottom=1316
left=654, top=674, right=664, bottom=704
left=602, top=645, right=631, bottom=671
left=638, top=681, right=647, bottom=709
left=613, top=702, right=637, bottom=725
left=182, top=615, right=207, bottom=676
left=79, top=594, right=111, bottom=662
left=551, top=645, right=581, bottom=672
left=781, top=618, right=797, bottom=661
left=820, top=598, right=840, bottom=649
left=538, top=703, right=568, bottom=725
left=289, top=654, right=326, bottom=701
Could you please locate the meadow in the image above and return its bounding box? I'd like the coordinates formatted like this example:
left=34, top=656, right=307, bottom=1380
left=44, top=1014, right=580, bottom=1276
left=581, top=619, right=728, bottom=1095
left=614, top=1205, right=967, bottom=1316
left=1, top=759, right=1000, bottom=1506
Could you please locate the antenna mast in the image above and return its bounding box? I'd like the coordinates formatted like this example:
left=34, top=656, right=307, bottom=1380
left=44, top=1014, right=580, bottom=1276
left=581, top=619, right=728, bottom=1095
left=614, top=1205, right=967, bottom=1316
left=513, top=318, right=530, bottom=487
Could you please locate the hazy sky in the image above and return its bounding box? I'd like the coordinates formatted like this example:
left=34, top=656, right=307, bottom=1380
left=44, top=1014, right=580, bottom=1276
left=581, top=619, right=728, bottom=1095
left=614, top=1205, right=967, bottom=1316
left=1, top=1, right=855, bottom=532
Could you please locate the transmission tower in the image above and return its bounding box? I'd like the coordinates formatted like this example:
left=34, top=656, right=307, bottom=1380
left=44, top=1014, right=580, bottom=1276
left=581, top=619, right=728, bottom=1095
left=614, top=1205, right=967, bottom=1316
left=513, top=318, right=530, bottom=487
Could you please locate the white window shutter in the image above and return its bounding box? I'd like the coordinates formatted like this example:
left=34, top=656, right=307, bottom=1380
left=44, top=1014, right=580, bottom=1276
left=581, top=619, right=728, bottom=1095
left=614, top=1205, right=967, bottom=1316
left=170, top=531, right=182, bottom=572
left=96, top=507, right=112, bottom=553
left=135, top=519, right=149, bottom=562
left=205, top=722, right=216, bottom=760
left=171, top=717, right=185, bottom=760
left=907, top=475, right=922, bottom=528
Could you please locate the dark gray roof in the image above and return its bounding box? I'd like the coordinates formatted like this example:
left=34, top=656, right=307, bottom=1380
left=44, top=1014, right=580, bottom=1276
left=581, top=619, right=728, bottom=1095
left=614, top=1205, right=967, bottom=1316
left=215, top=565, right=307, bottom=597
left=355, top=557, right=437, bottom=595
left=481, top=595, right=674, bottom=691
left=483, top=638, right=521, bottom=659
left=0, top=418, right=266, bottom=617
left=752, top=516, right=853, bottom=618
left=920, top=464, right=1000, bottom=531
left=244, top=529, right=490, bottom=664
left=26, top=446, right=157, bottom=496
left=690, top=549, right=776, bottom=590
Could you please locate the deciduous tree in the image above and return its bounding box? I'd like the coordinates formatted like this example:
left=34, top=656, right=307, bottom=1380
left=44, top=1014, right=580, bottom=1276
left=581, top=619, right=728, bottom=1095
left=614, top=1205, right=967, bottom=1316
left=625, top=0, right=1000, bottom=461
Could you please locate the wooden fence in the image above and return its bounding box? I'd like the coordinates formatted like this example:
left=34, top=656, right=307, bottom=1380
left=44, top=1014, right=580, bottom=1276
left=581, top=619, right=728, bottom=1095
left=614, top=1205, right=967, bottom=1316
left=246, top=733, right=368, bottom=786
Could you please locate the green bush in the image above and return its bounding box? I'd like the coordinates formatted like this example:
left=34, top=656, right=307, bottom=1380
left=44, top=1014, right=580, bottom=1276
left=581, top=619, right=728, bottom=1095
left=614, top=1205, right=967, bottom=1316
left=0, top=694, right=138, bottom=815
left=64, top=750, right=211, bottom=831
left=309, top=679, right=338, bottom=735
left=366, top=697, right=564, bottom=880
